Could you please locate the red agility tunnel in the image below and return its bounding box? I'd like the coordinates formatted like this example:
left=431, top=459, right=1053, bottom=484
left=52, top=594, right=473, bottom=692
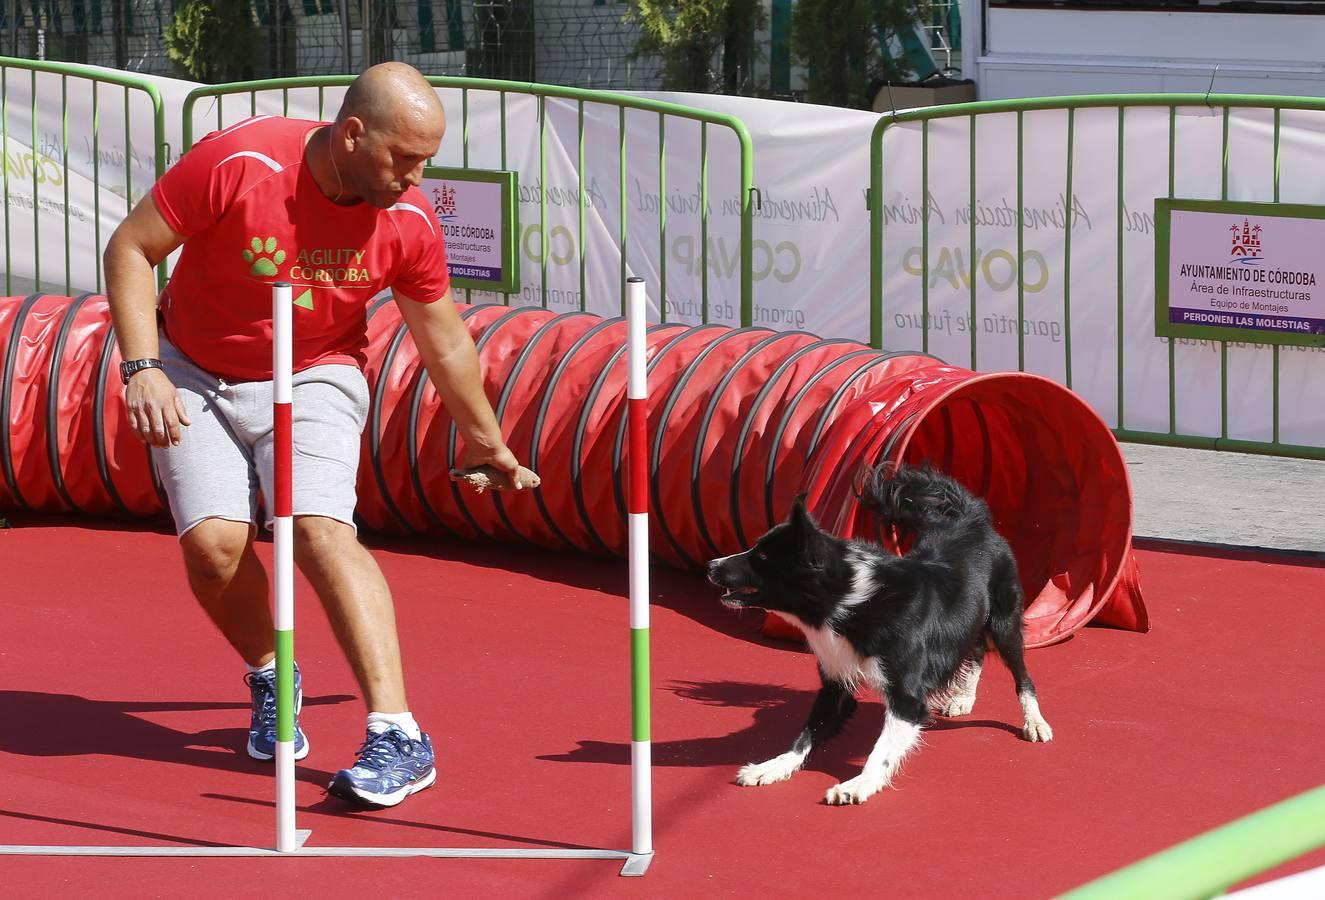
left=0, top=294, right=1147, bottom=647
left=0, top=293, right=162, bottom=518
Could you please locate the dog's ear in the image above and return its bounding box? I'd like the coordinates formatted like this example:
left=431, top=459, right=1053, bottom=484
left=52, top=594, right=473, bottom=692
left=789, top=493, right=811, bottom=526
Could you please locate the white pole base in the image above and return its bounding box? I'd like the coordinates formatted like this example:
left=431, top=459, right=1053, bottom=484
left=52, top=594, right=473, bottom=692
left=0, top=844, right=640, bottom=864
left=621, top=852, right=654, bottom=877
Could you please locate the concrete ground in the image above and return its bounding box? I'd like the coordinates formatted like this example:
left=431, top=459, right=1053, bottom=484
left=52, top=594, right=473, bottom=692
left=1123, top=443, right=1325, bottom=554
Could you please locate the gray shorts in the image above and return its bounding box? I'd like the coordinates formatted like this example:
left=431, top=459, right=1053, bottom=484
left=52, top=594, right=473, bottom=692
left=151, top=336, right=370, bottom=538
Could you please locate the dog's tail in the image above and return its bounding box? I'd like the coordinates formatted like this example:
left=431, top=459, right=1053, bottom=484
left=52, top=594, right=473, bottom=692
left=854, top=462, right=978, bottom=530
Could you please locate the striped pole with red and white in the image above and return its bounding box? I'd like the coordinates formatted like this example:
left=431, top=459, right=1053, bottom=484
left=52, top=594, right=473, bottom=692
left=271, top=282, right=297, bottom=853
left=625, top=276, right=652, bottom=862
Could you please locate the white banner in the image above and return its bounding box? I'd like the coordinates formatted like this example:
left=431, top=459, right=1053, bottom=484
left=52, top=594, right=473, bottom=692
left=869, top=104, right=1325, bottom=447
left=1, top=64, right=193, bottom=296
left=4, top=67, right=1325, bottom=448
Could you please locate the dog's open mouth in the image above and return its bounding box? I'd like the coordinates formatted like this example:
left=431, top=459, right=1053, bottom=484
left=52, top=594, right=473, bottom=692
left=720, top=587, right=759, bottom=608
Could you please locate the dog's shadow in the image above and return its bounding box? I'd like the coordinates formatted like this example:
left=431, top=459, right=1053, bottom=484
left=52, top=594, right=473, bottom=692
left=537, top=679, right=1023, bottom=781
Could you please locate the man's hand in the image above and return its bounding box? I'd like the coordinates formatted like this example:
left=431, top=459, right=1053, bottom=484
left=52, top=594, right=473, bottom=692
left=452, top=446, right=540, bottom=492
left=125, top=368, right=191, bottom=448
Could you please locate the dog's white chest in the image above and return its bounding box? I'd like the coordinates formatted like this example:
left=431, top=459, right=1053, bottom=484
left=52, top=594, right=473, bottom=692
left=802, top=627, right=884, bottom=693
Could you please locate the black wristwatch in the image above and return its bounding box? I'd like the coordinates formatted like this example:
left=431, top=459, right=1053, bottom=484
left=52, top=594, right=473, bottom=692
left=120, top=358, right=164, bottom=384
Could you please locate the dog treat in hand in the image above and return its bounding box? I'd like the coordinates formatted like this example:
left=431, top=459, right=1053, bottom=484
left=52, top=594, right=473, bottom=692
left=449, top=464, right=541, bottom=493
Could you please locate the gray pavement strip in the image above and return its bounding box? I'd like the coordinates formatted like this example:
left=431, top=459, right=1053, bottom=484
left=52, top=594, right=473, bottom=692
left=1122, top=443, right=1325, bottom=554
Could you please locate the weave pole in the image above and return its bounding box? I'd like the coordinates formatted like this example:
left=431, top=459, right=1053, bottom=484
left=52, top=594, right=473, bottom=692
left=271, top=282, right=299, bottom=853
left=0, top=282, right=646, bottom=869
left=625, top=276, right=653, bottom=872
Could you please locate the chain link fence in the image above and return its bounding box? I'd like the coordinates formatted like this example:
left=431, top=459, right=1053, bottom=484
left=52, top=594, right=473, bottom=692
left=2, top=0, right=661, bottom=87
left=2, top=0, right=959, bottom=96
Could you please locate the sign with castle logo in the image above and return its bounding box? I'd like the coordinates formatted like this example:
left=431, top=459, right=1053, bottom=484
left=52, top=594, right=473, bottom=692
left=1155, top=199, right=1325, bottom=347
left=421, top=167, right=520, bottom=294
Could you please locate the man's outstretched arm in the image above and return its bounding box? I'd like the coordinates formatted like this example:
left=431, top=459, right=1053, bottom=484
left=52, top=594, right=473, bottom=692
left=394, top=288, right=528, bottom=487
left=104, top=194, right=190, bottom=447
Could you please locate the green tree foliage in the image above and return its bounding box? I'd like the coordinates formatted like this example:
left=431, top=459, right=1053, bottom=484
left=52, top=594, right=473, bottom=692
left=791, top=0, right=926, bottom=108
left=627, top=0, right=766, bottom=94
left=165, top=0, right=256, bottom=84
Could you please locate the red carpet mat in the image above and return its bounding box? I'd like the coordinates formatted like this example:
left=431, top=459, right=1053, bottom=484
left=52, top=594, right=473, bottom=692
left=1, top=518, right=1322, bottom=898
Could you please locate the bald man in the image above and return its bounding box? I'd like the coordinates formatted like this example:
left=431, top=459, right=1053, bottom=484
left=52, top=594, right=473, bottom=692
left=104, top=63, right=525, bottom=808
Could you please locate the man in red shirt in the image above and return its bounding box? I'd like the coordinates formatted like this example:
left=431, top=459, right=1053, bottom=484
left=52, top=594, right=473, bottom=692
left=104, top=62, right=526, bottom=808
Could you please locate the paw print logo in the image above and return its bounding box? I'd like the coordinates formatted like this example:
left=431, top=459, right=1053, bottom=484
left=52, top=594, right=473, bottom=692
left=242, top=236, right=285, bottom=277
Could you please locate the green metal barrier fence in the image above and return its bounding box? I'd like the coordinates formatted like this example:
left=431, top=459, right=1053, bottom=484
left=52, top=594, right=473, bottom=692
left=869, top=93, right=1325, bottom=461
left=1062, top=782, right=1325, bottom=899
left=0, top=57, right=169, bottom=295
left=181, top=76, right=756, bottom=326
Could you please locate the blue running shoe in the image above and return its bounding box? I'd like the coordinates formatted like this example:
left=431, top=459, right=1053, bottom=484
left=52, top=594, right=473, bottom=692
left=327, top=727, right=436, bottom=807
left=245, top=664, right=309, bottom=761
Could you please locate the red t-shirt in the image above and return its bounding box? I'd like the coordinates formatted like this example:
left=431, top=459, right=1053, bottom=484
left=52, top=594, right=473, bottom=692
left=153, top=115, right=450, bottom=380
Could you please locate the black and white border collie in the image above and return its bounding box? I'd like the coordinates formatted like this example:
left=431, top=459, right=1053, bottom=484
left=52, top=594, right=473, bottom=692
left=707, top=464, right=1052, bottom=805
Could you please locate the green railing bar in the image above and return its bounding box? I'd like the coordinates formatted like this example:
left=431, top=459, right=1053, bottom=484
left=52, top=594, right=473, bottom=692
left=461, top=88, right=469, bottom=166
left=969, top=113, right=977, bottom=369
left=1221, top=104, right=1231, bottom=200
left=1016, top=110, right=1024, bottom=372
left=216, top=92, right=222, bottom=131
left=578, top=100, right=586, bottom=313
left=1220, top=106, right=1230, bottom=441
left=920, top=119, right=929, bottom=354
left=738, top=144, right=754, bottom=328
left=123, top=87, right=132, bottom=265
left=1062, top=108, right=1073, bottom=388
left=0, top=55, right=161, bottom=92
left=152, top=84, right=166, bottom=289
left=282, top=88, right=289, bottom=118
left=619, top=105, right=627, bottom=316
left=869, top=117, right=884, bottom=348
left=539, top=95, right=547, bottom=309
left=1114, top=428, right=1325, bottom=461
left=659, top=114, right=666, bottom=324
left=501, top=91, right=510, bottom=305
left=1117, top=107, right=1126, bottom=430
left=3, top=67, right=10, bottom=296
left=93, top=80, right=101, bottom=292
left=462, top=88, right=472, bottom=304
left=701, top=122, right=709, bottom=325
left=1167, top=106, right=1177, bottom=435
left=249, top=91, right=256, bottom=117
left=1062, top=783, right=1325, bottom=899
left=32, top=69, right=40, bottom=291
left=1272, top=108, right=1281, bottom=445
left=317, top=85, right=324, bottom=121
left=63, top=74, right=71, bottom=295
left=874, top=91, right=1325, bottom=129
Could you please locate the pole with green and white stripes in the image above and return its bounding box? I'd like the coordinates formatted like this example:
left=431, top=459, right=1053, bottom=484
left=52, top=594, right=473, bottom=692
left=625, top=276, right=653, bottom=870
left=271, top=281, right=301, bottom=853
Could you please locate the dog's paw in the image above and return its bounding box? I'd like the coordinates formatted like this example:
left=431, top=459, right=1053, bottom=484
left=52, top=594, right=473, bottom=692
left=940, top=694, right=976, bottom=717
left=824, top=772, right=886, bottom=805
left=1023, top=716, right=1054, bottom=743
left=736, top=753, right=804, bottom=786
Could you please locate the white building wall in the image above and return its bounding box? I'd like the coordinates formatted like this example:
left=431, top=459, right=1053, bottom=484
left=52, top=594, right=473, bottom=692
left=964, top=3, right=1325, bottom=101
